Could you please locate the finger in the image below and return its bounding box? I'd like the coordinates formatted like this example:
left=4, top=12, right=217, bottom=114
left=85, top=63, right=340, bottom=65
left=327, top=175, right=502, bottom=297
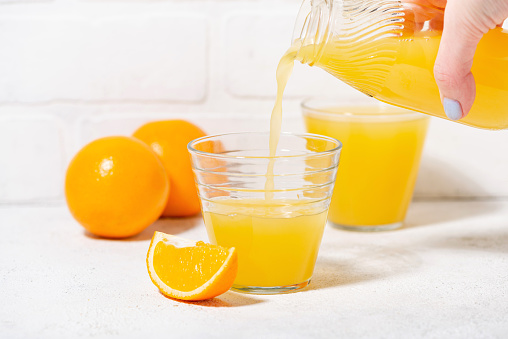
left=428, top=0, right=447, bottom=8
left=405, top=1, right=434, bottom=23
left=430, top=16, right=444, bottom=31
left=433, top=0, right=482, bottom=120
left=403, top=1, right=445, bottom=35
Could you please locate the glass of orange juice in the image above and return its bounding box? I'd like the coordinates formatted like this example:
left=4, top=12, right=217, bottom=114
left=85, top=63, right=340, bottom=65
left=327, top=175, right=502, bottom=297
left=302, top=98, right=429, bottom=232
left=188, top=132, right=341, bottom=294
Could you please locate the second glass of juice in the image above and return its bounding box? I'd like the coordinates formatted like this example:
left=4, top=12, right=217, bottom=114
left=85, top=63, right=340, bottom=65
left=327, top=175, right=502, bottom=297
left=188, top=132, right=341, bottom=294
left=303, top=98, right=429, bottom=232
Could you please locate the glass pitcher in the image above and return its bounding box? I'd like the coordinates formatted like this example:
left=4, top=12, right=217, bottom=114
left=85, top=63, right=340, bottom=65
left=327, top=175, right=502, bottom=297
left=291, top=0, right=508, bottom=130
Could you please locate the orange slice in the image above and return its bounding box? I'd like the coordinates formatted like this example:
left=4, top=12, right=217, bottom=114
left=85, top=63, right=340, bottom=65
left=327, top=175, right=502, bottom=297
left=146, top=232, right=238, bottom=301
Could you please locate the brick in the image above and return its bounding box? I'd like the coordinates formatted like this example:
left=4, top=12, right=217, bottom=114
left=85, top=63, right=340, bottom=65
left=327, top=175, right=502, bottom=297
left=223, top=12, right=364, bottom=100
left=0, top=115, right=66, bottom=202
left=0, top=0, right=48, bottom=2
left=414, top=118, right=508, bottom=198
left=7, top=111, right=507, bottom=202
left=78, top=113, right=295, bottom=148
left=0, top=13, right=207, bottom=102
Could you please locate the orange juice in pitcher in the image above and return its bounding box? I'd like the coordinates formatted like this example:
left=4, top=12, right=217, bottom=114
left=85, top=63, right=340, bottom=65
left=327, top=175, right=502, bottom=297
left=289, top=0, right=508, bottom=129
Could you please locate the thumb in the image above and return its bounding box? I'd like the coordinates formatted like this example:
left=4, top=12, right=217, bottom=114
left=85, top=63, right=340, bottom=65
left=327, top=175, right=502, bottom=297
left=433, top=0, right=483, bottom=120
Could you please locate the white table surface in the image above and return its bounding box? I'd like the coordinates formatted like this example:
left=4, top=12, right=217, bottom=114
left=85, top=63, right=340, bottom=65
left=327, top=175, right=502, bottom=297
left=1, top=201, right=507, bottom=338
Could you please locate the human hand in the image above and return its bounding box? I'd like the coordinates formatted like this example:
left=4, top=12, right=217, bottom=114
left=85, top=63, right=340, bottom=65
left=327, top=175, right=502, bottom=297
left=432, top=0, right=508, bottom=120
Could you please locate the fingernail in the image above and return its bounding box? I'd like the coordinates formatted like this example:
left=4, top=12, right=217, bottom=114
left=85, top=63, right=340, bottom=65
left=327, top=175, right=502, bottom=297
left=443, top=98, right=463, bottom=121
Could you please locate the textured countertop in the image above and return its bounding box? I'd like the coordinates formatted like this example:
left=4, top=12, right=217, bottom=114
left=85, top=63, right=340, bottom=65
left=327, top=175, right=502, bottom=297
left=1, top=201, right=507, bottom=338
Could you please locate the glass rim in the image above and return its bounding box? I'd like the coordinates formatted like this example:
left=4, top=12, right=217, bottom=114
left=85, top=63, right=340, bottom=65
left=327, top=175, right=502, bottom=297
left=301, top=97, right=429, bottom=120
left=187, top=131, right=342, bottom=160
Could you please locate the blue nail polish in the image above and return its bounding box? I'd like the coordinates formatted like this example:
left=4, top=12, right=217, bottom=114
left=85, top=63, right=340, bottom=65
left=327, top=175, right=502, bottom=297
left=443, top=98, right=463, bottom=121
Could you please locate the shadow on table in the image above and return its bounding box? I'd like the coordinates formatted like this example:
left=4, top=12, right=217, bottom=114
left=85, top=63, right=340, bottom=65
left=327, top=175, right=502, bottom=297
left=404, top=199, right=503, bottom=229
left=407, top=156, right=503, bottom=228
left=307, top=244, right=421, bottom=291
left=162, top=291, right=265, bottom=307
left=84, top=214, right=202, bottom=241
left=133, top=215, right=203, bottom=241
left=423, top=227, right=508, bottom=254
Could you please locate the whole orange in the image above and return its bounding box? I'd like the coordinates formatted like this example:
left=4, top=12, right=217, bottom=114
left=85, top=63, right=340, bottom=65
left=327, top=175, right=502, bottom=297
left=133, top=120, right=206, bottom=217
left=65, top=136, right=169, bottom=238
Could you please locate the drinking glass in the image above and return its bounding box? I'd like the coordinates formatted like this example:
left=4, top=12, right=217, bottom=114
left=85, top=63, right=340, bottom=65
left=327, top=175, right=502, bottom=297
left=188, top=132, right=341, bottom=294
left=302, top=98, right=429, bottom=231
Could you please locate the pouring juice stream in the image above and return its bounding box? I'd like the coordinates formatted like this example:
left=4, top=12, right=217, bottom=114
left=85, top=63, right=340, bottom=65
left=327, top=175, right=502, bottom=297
left=264, top=46, right=298, bottom=199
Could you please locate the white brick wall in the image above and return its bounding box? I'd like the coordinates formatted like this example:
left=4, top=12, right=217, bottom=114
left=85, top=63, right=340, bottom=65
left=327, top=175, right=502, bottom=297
left=0, top=114, right=66, bottom=203
left=0, top=1, right=507, bottom=204
left=0, top=13, right=207, bottom=102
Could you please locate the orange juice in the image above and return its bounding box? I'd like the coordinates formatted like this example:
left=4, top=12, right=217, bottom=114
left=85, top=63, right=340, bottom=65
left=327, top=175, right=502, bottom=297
left=304, top=105, right=429, bottom=229
left=296, top=28, right=508, bottom=130
left=203, top=198, right=327, bottom=289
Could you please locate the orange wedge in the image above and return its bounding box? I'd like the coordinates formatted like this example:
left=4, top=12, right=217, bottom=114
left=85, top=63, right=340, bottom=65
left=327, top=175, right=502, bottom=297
left=146, top=232, right=238, bottom=301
